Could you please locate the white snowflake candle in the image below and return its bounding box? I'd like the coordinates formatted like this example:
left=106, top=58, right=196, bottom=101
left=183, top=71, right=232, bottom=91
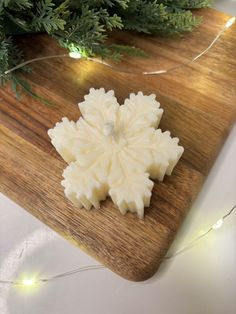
left=48, top=88, right=184, bottom=218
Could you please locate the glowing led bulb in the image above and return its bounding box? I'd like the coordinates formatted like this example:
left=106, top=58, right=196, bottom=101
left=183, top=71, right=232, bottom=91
left=21, top=278, right=36, bottom=287
left=69, top=51, right=82, bottom=59
left=212, top=218, right=223, bottom=230
left=225, top=16, right=235, bottom=29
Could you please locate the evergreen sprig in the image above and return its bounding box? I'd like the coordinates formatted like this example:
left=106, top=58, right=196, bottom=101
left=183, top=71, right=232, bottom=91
left=0, top=0, right=211, bottom=95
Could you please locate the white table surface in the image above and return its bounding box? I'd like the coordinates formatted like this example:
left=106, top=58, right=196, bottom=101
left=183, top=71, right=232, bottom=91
left=1, top=2, right=236, bottom=314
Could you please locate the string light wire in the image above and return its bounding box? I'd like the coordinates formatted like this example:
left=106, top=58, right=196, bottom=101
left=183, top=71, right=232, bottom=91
left=0, top=203, right=235, bottom=286
left=143, top=16, right=236, bottom=75
left=3, top=54, right=68, bottom=75
left=0, top=265, right=104, bottom=285
left=165, top=204, right=236, bottom=259
left=2, top=16, right=235, bottom=77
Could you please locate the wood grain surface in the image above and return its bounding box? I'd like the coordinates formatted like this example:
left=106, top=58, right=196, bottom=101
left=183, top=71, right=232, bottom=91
left=0, top=8, right=236, bottom=281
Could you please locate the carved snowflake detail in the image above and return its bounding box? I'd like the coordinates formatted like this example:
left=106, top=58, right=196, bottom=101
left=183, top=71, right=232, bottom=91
left=48, top=88, right=184, bottom=218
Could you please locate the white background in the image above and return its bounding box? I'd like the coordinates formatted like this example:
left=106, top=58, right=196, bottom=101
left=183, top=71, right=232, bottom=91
left=0, top=2, right=236, bottom=314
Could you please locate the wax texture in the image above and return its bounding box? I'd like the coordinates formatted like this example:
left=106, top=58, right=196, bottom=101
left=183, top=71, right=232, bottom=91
left=48, top=88, right=184, bottom=218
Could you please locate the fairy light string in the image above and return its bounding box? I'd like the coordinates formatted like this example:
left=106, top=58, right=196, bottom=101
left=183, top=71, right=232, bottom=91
left=2, top=16, right=235, bottom=78
left=165, top=204, right=236, bottom=259
left=0, top=203, right=235, bottom=287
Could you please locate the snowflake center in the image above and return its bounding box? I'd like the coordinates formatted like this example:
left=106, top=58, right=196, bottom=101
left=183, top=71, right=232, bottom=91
left=103, top=121, right=127, bottom=152
left=103, top=121, right=115, bottom=137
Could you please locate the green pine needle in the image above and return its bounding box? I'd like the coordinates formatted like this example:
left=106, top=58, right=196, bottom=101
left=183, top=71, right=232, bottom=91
left=12, top=75, right=55, bottom=106
left=0, top=0, right=212, bottom=103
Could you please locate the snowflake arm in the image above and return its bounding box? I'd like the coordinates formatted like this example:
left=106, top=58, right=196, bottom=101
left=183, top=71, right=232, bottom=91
left=148, top=130, right=184, bottom=181
left=62, top=157, right=110, bottom=210
left=108, top=151, right=154, bottom=219
left=126, top=128, right=184, bottom=181
left=72, top=118, right=105, bottom=167
left=47, top=117, right=80, bottom=163
left=47, top=115, right=105, bottom=164
left=79, top=88, right=119, bottom=133
left=118, top=92, right=163, bottom=135
left=118, top=93, right=184, bottom=182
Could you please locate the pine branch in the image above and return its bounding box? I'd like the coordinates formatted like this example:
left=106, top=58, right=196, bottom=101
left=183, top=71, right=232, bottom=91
left=31, top=0, right=67, bottom=33
left=7, top=0, right=32, bottom=10
left=11, top=75, right=54, bottom=106
left=0, top=36, right=25, bottom=85
left=108, top=43, right=148, bottom=60
left=54, top=6, right=109, bottom=56
left=0, top=0, right=212, bottom=104
left=70, top=0, right=130, bottom=9
left=97, top=8, right=123, bottom=31
left=0, top=0, right=11, bottom=9
left=158, top=0, right=212, bottom=9
left=118, top=0, right=203, bottom=34
left=4, top=10, right=31, bottom=31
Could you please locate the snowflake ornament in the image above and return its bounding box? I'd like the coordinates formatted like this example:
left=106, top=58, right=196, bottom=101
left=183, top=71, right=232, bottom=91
left=48, top=88, right=184, bottom=218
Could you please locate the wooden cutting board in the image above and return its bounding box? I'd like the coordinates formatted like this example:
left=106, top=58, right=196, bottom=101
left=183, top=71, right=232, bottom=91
left=0, top=9, right=235, bottom=281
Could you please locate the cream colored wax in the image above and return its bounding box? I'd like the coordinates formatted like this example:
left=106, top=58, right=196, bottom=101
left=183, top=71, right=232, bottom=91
left=48, top=88, right=184, bottom=218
